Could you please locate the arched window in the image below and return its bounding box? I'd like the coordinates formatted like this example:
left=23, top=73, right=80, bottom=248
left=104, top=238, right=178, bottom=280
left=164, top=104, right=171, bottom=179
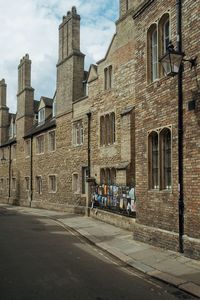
left=104, top=65, right=112, bottom=90
left=158, top=13, right=170, bottom=76
left=147, top=24, right=158, bottom=82
left=106, top=168, right=111, bottom=184
left=160, top=128, right=171, bottom=190
left=105, top=114, right=110, bottom=145
left=163, top=19, right=170, bottom=52
left=148, top=128, right=172, bottom=190
left=111, top=168, right=116, bottom=184
left=149, top=131, right=159, bottom=189
left=110, top=112, right=115, bottom=144
left=147, top=14, right=170, bottom=81
left=100, top=169, right=106, bottom=184
left=100, top=116, right=105, bottom=146
left=151, top=28, right=158, bottom=81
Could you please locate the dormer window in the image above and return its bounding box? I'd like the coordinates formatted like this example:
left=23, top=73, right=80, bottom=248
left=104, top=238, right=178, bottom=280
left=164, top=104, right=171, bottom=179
left=38, top=108, right=45, bottom=124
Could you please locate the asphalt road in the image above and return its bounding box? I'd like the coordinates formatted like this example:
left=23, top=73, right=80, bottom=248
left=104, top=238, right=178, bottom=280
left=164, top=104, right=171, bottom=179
left=0, top=207, right=196, bottom=300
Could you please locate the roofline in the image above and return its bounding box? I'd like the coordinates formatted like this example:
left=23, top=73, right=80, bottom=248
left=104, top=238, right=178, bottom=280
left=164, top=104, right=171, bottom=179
left=96, top=33, right=117, bottom=65
left=24, top=121, right=56, bottom=139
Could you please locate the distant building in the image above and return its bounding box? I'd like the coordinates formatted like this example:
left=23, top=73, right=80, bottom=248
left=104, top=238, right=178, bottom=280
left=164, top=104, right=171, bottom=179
left=0, top=1, right=200, bottom=260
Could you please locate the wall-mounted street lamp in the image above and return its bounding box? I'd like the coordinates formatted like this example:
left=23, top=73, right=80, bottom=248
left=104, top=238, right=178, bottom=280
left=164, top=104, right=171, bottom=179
left=159, top=42, right=197, bottom=77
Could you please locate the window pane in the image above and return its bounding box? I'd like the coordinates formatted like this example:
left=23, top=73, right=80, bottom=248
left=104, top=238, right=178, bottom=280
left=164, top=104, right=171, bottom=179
left=151, top=133, right=159, bottom=189
left=163, top=129, right=171, bottom=189
left=151, top=29, right=158, bottom=81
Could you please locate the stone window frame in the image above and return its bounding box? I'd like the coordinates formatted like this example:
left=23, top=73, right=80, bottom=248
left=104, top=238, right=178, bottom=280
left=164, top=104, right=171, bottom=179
left=12, top=144, right=17, bottom=160
left=147, top=13, right=170, bottom=83
left=25, top=139, right=31, bottom=158
left=36, top=134, right=45, bottom=155
left=0, top=178, right=4, bottom=190
left=48, top=130, right=56, bottom=152
left=104, top=65, right=112, bottom=90
left=100, top=112, right=116, bottom=147
left=25, top=176, right=30, bottom=191
left=100, top=167, right=116, bottom=185
left=72, top=173, right=80, bottom=194
left=148, top=125, right=172, bottom=191
left=73, top=120, right=84, bottom=147
left=12, top=177, right=16, bottom=191
left=48, top=175, right=57, bottom=193
left=35, top=176, right=42, bottom=194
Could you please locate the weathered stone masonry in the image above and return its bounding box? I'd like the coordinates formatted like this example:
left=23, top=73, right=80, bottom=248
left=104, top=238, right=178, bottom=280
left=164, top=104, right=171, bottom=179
left=0, top=0, right=200, bottom=259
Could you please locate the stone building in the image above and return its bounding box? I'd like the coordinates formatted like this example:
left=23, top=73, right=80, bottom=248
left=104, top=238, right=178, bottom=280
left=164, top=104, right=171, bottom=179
left=0, top=0, right=200, bottom=259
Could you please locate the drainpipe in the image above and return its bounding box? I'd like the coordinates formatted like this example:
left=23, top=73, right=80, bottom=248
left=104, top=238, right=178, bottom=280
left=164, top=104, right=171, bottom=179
left=87, top=112, right=91, bottom=178
left=30, top=136, right=33, bottom=207
left=8, top=145, right=11, bottom=199
left=86, top=112, right=91, bottom=216
left=176, top=0, right=184, bottom=253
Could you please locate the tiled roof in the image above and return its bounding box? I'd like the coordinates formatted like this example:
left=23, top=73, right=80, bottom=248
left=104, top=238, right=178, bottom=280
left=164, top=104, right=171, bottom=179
left=41, top=97, right=53, bottom=108
left=0, top=137, right=16, bottom=148
left=24, top=116, right=56, bottom=138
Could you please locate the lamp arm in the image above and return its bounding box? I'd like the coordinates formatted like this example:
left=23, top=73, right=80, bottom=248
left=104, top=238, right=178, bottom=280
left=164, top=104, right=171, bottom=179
left=182, top=56, right=197, bottom=69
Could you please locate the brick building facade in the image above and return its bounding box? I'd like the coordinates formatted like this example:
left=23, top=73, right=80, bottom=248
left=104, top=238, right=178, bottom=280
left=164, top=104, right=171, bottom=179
left=0, top=0, right=200, bottom=259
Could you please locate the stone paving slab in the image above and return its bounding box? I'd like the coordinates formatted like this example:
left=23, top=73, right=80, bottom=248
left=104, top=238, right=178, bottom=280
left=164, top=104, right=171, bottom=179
left=148, top=270, right=187, bottom=287
left=179, top=282, right=200, bottom=298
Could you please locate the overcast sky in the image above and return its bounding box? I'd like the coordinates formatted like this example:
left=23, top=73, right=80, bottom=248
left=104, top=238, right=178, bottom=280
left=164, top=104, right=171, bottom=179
left=0, top=0, right=118, bottom=113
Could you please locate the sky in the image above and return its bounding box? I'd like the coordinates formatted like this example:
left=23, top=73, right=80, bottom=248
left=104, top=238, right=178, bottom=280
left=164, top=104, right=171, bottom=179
left=0, top=0, right=119, bottom=113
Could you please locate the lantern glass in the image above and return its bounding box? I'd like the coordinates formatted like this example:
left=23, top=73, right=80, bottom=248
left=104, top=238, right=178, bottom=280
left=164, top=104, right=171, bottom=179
left=160, top=48, right=184, bottom=76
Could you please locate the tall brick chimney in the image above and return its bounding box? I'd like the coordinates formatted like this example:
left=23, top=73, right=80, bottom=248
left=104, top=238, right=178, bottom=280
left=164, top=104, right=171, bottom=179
left=56, top=6, right=85, bottom=116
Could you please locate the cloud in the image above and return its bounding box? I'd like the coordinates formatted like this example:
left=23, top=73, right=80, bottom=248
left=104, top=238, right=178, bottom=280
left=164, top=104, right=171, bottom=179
left=0, top=0, right=118, bottom=112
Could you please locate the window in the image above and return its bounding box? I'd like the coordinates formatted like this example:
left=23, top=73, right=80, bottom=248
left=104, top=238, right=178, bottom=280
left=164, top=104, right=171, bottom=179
left=38, top=108, right=45, bottom=124
left=12, top=145, right=16, bottom=160
left=163, top=19, right=170, bottom=52
left=100, top=168, right=116, bottom=185
left=36, top=176, right=42, bottom=194
left=149, top=131, right=159, bottom=189
left=0, top=178, right=3, bottom=190
left=36, top=135, right=44, bottom=154
left=148, top=127, right=172, bottom=190
left=25, top=177, right=30, bottom=191
left=72, top=173, right=79, bottom=193
left=12, top=178, right=16, bottom=190
left=49, top=175, right=57, bottom=193
left=49, top=131, right=56, bottom=152
left=159, top=14, right=170, bottom=75
left=151, top=28, right=158, bottom=81
left=25, top=140, right=31, bottom=157
left=100, top=112, right=116, bottom=146
left=160, top=128, right=171, bottom=190
left=104, top=65, right=112, bottom=90
left=73, top=121, right=83, bottom=146
left=147, top=14, right=170, bottom=82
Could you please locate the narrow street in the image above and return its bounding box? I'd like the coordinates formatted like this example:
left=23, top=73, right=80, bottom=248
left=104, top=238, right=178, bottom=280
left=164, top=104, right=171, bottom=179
left=0, top=207, right=196, bottom=300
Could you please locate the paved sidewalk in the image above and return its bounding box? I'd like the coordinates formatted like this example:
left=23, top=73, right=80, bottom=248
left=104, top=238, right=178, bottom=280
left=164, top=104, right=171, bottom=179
left=2, top=204, right=200, bottom=298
